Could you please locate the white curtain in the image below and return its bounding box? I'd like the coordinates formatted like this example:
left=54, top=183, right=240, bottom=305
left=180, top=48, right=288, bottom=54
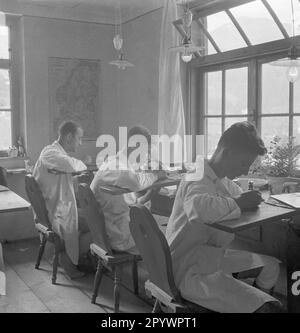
left=158, top=0, right=186, bottom=165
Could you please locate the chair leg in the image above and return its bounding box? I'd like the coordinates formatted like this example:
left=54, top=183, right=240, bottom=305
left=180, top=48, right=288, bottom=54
left=91, top=259, right=104, bottom=304
left=35, top=233, right=47, bottom=269
left=132, top=259, right=139, bottom=295
left=52, top=244, right=60, bottom=285
left=113, top=266, right=122, bottom=313
left=152, top=299, right=162, bottom=313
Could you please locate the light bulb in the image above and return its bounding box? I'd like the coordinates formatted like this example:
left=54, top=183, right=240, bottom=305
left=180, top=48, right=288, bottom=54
left=181, top=50, right=192, bottom=63
left=286, top=66, right=299, bottom=83
left=113, top=34, right=123, bottom=51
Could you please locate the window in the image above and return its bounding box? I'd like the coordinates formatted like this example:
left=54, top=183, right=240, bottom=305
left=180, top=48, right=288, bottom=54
left=0, top=23, right=11, bottom=151
left=203, top=65, right=248, bottom=156
left=199, top=58, right=300, bottom=157
left=186, top=0, right=300, bottom=161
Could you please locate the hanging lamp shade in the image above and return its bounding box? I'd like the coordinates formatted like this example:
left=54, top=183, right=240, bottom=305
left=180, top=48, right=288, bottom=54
left=170, top=1, right=203, bottom=63
left=109, top=1, right=134, bottom=70
left=170, top=36, right=204, bottom=62
left=269, top=0, right=300, bottom=82
left=109, top=53, right=134, bottom=70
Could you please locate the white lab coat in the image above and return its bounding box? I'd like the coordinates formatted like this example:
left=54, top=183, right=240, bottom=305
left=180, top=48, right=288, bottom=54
left=166, top=160, right=280, bottom=313
left=90, top=150, right=158, bottom=253
left=33, top=141, right=87, bottom=264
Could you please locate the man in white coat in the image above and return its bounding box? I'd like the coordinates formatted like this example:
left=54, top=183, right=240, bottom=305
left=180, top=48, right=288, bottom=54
left=91, top=125, right=166, bottom=254
left=166, top=121, right=283, bottom=313
left=33, top=121, right=89, bottom=278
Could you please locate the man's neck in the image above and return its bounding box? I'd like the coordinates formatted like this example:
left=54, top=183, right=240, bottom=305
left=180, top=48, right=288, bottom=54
left=208, top=156, right=227, bottom=179
left=58, top=139, right=69, bottom=154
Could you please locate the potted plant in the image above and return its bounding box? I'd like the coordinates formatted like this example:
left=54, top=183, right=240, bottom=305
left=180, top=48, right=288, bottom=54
left=249, top=136, right=300, bottom=193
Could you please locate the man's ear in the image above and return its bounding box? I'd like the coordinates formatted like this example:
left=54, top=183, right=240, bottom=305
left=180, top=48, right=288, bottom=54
left=65, top=133, right=73, bottom=143
left=221, top=147, right=230, bottom=158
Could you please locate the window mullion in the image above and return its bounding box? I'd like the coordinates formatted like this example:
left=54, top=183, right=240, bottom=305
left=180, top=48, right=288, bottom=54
left=222, top=69, right=225, bottom=133
left=289, top=82, right=294, bottom=138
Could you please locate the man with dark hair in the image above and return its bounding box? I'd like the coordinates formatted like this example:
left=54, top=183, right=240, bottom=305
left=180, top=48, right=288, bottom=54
left=91, top=125, right=166, bottom=253
left=166, top=121, right=283, bottom=313
left=33, top=120, right=89, bottom=279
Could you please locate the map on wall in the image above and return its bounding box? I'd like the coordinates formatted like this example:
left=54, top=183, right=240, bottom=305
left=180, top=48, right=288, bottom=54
left=48, top=57, right=100, bottom=140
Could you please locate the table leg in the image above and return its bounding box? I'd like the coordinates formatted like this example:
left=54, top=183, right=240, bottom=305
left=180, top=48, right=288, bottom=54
left=286, top=219, right=300, bottom=313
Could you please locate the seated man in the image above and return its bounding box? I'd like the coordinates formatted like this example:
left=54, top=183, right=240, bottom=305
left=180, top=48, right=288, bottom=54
left=33, top=121, right=91, bottom=278
left=166, top=121, right=283, bottom=313
left=91, top=125, right=166, bottom=254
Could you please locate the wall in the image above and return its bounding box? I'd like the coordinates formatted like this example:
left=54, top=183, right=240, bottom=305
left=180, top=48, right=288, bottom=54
left=21, top=16, right=118, bottom=163
left=0, top=9, right=163, bottom=240
left=114, top=9, right=162, bottom=135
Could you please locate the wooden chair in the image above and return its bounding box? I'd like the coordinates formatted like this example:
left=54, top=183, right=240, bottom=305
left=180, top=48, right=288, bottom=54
left=0, top=166, right=8, bottom=187
left=129, top=204, right=213, bottom=313
left=77, top=183, right=141, bottom=313
left=25, top=174, right=64, bottom=284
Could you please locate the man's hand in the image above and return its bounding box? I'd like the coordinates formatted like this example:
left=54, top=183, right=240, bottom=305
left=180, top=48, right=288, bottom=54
left=74, top=170, right=94, bottom=185
left=152, top=169, right=167, bottom=180
left=233, top=190, right=263, bottom=211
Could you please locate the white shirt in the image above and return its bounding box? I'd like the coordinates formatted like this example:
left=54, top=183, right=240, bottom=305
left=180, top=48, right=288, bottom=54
left=33, top=141, right=87, bottom=264
left=166, top=160, right=278, bottom=312
left=90, top=150, right=158, bottom=253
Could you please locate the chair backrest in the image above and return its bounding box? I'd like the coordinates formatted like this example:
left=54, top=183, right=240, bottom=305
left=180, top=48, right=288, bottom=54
left=25, top=174, right=52, bottom=229
left=0, top=166, right=8, bottom=187
left=129, top=204, right=181, bottom=302
left=77, top=183, right=112, bottom=255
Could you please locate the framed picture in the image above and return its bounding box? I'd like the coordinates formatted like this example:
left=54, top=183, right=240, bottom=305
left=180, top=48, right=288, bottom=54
left=48, top=57, right=101, bottom=141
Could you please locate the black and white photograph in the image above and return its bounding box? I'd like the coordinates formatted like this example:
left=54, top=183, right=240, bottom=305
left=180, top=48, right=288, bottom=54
left=1, top=0, right=300, bottom=319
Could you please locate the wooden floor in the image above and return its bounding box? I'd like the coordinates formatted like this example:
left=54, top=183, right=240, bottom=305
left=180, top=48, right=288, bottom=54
left=0, top=238, right=153, bottom=313
left=0, top=236, right=287, bottom=313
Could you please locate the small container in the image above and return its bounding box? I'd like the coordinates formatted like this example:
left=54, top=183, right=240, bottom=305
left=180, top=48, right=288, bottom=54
left=248, top=180, right=254, bottom=191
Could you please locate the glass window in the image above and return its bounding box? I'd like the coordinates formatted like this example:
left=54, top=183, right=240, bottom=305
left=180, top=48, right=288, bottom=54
left=262, top=63, right=289, bottom=114
left=293, top=116, right=300, bottom=144
left=206, top=11, right=247, bottom=52
left=0, top=69, right=10, bottom=109
left=225, top=117, right=248, bottom=130
left=267, top=0, right=300, bottom=37
left=206, top=71, right=222, bottom=115
left=230, top=0, right=284, bottom=45
left=294, top=78, right=300, bottom=114
left=261, top=116, right=289, bottom=148
left=194, top=18, right=218, bottom=55
left=0, top=25, right=9, bottom=59
left=206, top=118, right=221, bottom=157
left=0, top=111, right=11, bottom=149
left=225, top=67, right=248, bottom=115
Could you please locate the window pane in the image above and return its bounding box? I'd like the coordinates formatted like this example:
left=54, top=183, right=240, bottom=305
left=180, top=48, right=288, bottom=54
left=0, top=111, right=11, bottom=149
left=0, top=26, right=9, bottom=59
left=267, top=0, right=300, bottom=37
left=261, top=116, right=289, bottom=148
left=206, top=11, right=247, bottom=52
left=194, top=18, right=218, bottom=55
left=225, top=67, right=248, bottom=115
left=225, top=117, right=248, bottom=130
left=230, top=1, right=284, bottom=45
left=293, top=117, right=300, bottom=144
left=294, top=79, right=300, bottom=114
left=262, top=63, right=289, bottom=114
left=206, top=71, right=222, bottom=115
left=206, top=118, right=221, bottom=157
left=0, top=69, right=10, bottom=109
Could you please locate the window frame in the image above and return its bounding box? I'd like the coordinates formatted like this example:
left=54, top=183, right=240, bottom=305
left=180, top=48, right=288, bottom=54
left=190, top=46, right=300, bottom=157
left=0, top=14, right=21, bottom=156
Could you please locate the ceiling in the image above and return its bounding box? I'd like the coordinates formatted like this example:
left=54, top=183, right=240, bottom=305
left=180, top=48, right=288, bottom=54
left=0, top=0, right=212, bottom=24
